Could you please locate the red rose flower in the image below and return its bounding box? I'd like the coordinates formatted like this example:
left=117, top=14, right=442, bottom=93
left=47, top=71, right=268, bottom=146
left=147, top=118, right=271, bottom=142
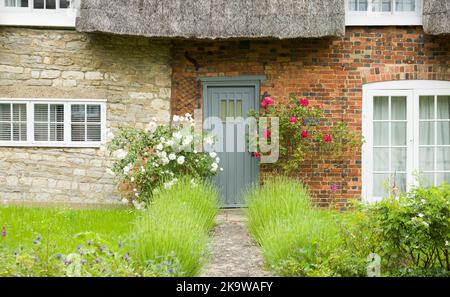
left=299, top=98, right=309, bottom=107
left=289, top=116, right=296, bottom=123
left=264, top=97, right=274, bottom=105
left=323, top=134, right=332, bottom=143
left=264, top=130, right=271, bottom=138
left=261, top=101, right=268, bottom=108
left=301, top=130, right=308, bottom=138
left=253, top=152, right=261, bottom=159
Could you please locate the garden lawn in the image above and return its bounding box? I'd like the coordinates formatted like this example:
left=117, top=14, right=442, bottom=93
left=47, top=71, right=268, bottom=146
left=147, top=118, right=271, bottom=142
left=0, top=206, right=136, bottom=254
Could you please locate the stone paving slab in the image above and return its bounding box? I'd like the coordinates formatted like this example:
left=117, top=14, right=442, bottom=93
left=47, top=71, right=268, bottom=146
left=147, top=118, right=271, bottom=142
left=200, top=209, right=270, bottom=277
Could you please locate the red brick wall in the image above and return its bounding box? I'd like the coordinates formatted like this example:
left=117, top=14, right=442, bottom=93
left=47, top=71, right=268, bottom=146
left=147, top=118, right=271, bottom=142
left=170, top=26, right=450, bottom=210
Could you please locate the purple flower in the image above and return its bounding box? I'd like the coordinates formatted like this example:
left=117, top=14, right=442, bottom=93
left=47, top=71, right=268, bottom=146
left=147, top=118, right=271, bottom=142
left=87, top=240, right=92, bottom=245
left=55, top=253, right=62, bottom=260
left=12, top=251, right=18, bottom=256
left=34, top=255, right=39, bottom=262
left=330, top=184, right=338, bottom=193
left=118, top=242, right=123, bottom=249
left=1, top=226, right=6, bottom=237
left=94, top=258, right=100, bottom=263
left=168, top=269, right=174, bottom=274
left=63, top=259, right=72, bottom=265
left=124, top=253, right=129, bottom=261
left=81, top=260, right=87, bottom=264
left=99, top=246, right=105, bottom=252
left=76, top=245, right=82, bottom=250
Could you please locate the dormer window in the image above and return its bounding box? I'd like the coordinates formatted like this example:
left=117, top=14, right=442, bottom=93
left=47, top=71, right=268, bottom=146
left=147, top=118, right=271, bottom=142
left=0, top=0, right=77, bottom=27
left=346, top=0, right=422, bottom=26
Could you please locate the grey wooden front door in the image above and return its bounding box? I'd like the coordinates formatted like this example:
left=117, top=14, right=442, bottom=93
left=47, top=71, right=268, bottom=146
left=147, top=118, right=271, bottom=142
left=205, top=86, right=259, bottom=207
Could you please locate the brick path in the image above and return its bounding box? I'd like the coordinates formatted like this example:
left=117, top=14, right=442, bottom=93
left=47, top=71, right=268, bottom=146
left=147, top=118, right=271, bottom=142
left=200, top=209, right=269, bottom=277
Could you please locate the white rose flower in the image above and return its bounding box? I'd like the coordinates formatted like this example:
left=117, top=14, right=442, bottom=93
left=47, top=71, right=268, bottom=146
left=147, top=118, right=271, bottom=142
left=130, top=177, right=135, bottom=182
left=156, top=143, right=163, bottom=151
left=123, top=163, right=133, bottom=175
left=211, top=162, right=219, bottom=170
left=173, top=132, right=182, bottom=141
left=164, top=182, right=173, bottom=189
left=177, top=156, right=185, bottom=165
left=140, top=166, right=146, bottom=173
left=215, top=157, right=220, bottom=163
left=173, top=115, right=180, bottom=122
left=183, top=135, right=194, bottom=146
left=161, top=157, right=170, bottom=165
left=185, top=113, right=192, bottom=118
left=147, top=121, right=158, bottom=134
left=209, top=152, right=217, bottom=158
left=204, top=137, right=214, bottom=145
left=115, top=149, right=128, bottom=159
left=169, top=153, right=176, bottom=160
left=220, top=167, right=224, bottom=171
left=446, top=240, right=449, bottom=247
left=161, top=151, right=167, bottom=158
left=121, top=198, right=129, bottom=204
left=418, top=213, right=424, bottom=218
left=166, top=139, right=175, bottom=147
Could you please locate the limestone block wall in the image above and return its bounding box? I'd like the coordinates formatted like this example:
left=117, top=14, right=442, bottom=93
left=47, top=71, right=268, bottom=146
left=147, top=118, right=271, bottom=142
left=0, top=27, right=172, bottom=204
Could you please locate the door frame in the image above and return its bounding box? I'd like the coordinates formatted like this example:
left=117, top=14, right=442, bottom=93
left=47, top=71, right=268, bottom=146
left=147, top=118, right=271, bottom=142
left=199, top=75, right=266, bottom=207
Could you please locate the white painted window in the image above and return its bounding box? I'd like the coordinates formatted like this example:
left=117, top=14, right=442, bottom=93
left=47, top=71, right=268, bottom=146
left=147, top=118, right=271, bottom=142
left=362, top=81, right=450, bottom=202
left=0, top=0, right=77, bottom=27
left=346, top=0, right=422, bottom=26
left=0, top=98, right=106, bottom=147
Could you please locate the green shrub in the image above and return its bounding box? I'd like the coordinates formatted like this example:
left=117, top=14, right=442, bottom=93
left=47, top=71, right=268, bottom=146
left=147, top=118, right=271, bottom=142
left=246, top=177, right=368, bottom=277
left=362, top=183, right=450, bottom=276
left=131, top=177, right=218, bottom=276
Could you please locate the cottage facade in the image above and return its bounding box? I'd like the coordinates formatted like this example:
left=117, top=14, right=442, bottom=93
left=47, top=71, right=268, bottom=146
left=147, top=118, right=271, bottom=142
left=0, top=0, right=449, bottom=208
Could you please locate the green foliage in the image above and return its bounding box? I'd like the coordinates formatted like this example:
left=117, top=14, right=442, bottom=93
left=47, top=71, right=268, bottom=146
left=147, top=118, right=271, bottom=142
left=248, top=95, right=362, bottom=173
left=245, top=177, right=368, bottom=277
left=108, top=115, right=220, bottom=206
left=361, top=183, right=450, bottom=276
left=131, top=177, right=219, bottom=276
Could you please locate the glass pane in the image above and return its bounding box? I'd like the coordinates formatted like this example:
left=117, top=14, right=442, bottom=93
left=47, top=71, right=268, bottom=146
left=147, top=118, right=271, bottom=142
left=71, top=105, right=85, bottom=122
left=419, top=147, right=434, bottom=171
left=391, top=96, right=406, bottom=120
left=372, top=0, right=391, bottom=11
left=33, top=0, right=44, bottom=8
left=50, top=104, right=64, bottom=122
left=374, top=148, right=389, bottom=171
left=394, top=173, right=407, bottom=193
left=12, top=104, right=26, bottom=122
left=436, top=147, right=450, bottom=170
left=420, top=96, right=434, bottom=119
left=0, top=123, right=11, bottom=141
left=395, top=0, right=415, bottom=11
left=71, top=124, right=85, bottom=141
left=374, top=122, right=389, bottom=145
left=437, top=96, right=450, bottom=119
left=359, top=0, right=368, bottom=10
left=391, top=122, right=407, bottom=145
left=236, top=100, right=243, bottom=118
left=34, top=104, right=48, bottom=122
left=87, top=125, right=101, bottom=141
left=420, top=173, right=434, bottom=187
left=373, top=96, right=389, bottom=120
left=50, top=123, right=64, bottom=141
left=391, top=148, right=407, bottom=171
left=34, top=123, right=48, bottom=141
left=4, top=0, right=15, bottom=7
left=20, top=0, right=28, bottom=7
left=373, top=174, right=389, bottom=197
left=87, top=105, right=101, bottom=123
left=12, top=123, right=26, bottom=141
left=46, top=0, right=55, bottom=9
left=349, top=0, right=357, bottom=10
left=0, top=103, right=11, bottom=121
left=436, top=173, right=450, bottom=186
left=220, top=100, right=227, bottom=121
left=59, top=0, right=70, bottom=8
left=437, top=122, right=450, bottom=145
left=229, top=101, right=235, bottom=118
left=419, top=122, right=434, bottom=145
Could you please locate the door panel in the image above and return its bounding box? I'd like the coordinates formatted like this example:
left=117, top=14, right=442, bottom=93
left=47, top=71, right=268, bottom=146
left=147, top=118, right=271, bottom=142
left=205, top=86, right=259, bottom=207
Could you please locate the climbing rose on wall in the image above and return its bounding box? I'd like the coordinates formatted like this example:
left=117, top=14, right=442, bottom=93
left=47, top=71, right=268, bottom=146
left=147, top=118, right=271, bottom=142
left=248, top=94, right=362, bottom=173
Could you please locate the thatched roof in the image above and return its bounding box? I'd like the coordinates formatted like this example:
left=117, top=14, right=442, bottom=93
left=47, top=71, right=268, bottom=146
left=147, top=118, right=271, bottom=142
left=76, top=0, right=345, bottom=39
left=423, top=0, right=450, bottom=35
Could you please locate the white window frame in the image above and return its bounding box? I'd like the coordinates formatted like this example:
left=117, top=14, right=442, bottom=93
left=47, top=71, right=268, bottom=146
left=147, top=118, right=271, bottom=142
left=345, top=0, right=423, bottom=26
left=0, top=98, right=107, bottom=148
left=362, top=80, right=450, bottom=202
left=0, top=0, right=78, bottom=27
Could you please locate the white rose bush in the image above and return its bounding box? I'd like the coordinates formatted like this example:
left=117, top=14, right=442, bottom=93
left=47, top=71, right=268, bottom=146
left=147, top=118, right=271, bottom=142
left=109, top=114, right=222, bottom=207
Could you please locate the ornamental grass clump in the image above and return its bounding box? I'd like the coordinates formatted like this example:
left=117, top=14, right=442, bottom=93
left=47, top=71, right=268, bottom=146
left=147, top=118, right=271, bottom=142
left=131, top=177, right=219, bottom=276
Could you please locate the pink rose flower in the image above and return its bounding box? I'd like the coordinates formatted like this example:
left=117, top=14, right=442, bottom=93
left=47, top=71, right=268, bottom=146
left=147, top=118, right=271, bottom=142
left=265, top=97, right=274, bottom=105
left=323, top=134, right=333, bottom=143
left=261, top=101, right=268, bottom=108
left=299, top=98, right=309, bottom=107
left=301, top=130, right=308, bottom=139
left=264, top=130, right=271, bottom=138
left=253, top=152, right=261, bottom=159
left=289, top=116, right=296, bottom=123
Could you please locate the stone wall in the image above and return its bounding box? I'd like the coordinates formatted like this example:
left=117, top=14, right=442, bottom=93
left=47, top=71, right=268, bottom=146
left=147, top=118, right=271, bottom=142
left=171, top=26, right=450, bottom=210
left=0, top=27, right=172, bottom=204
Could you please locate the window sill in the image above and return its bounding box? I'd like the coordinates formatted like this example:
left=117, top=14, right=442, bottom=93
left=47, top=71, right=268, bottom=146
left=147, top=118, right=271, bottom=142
left=0, top=10, right=76, bottom=27
left=0, top=142, right=103, bottom=148
left=345, top=13, right=422, bottom=26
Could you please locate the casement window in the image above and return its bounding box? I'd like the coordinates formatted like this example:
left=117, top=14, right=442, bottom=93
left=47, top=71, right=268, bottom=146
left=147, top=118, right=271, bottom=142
left=0, top=0, right=77, bottom=27
left=362, top=81, right=450, bottom=202
left=0, top=99, right=106, bottom=147
left=346, top=0, right=422, bottom=26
